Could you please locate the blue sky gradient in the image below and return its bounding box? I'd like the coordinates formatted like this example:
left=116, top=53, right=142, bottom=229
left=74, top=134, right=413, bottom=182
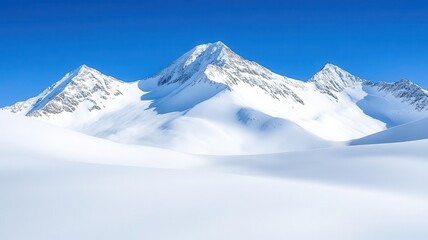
left=1, top=0, right=427, bottom=106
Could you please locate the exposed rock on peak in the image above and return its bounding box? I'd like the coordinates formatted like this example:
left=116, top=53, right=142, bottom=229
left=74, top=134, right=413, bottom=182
left=3, top=65, right=126, bottom=118
left=308, top=63, right=364, bottom=99
left=366, top=79, right=428, bottom=111
left=140, top=41, right=305, bottom=106
left=309, top=63, right=363, bottom=91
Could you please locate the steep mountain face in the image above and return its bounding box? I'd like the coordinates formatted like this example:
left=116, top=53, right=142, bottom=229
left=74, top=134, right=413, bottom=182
left=2, top=41, right=428, bottom=154
left=356, top=79, right=428, bottom=127
left=308, top=64, right=428, bottom=128
left=3, top=65, right=133, bottom=126
left=309, top=63, right=364, bottom=99
left=149, top=42, right=305, bottom=96
left=365, top=79, right=428, bottom=111
left=138, top=41, right=305, bottom=113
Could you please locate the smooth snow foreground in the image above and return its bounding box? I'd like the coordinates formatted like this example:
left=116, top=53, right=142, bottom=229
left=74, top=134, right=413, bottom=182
left=1, top=112, right=428, bottom=240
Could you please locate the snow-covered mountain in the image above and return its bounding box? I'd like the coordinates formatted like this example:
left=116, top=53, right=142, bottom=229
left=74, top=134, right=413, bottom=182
left=308, top=63, right=364, bottom=99
left=367, top=79, right=428, bottom=111
left=2, top=65, right=134, bottom=126
left=3, top=41, right=428, bottom=154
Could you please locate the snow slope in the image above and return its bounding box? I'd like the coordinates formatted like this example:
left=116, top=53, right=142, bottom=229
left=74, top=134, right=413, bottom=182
left=358, top=80, right=428, bottom=127
left=3, top=42, right=428, bottom=154
left=0, top=112, right=202, bottom=169
left=351, top=117, right=428, bottom=145
left=1, top=110, right=428, bottom=240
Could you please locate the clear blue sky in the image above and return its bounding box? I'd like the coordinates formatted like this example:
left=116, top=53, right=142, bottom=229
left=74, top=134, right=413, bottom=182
left=1, top=0, right=427, bottom=106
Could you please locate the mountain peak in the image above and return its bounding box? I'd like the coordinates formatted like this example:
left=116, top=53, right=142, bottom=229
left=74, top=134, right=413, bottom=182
left=77, top=64, right=90, bottom=70
left=322, top=63, right=342, bottom=71
left=309, top=63, right=363, bottom=93
left=2, top=64, right=126, bottom=118
left=398, top=79, right=413, bottom=85
left=183, top=41, right=233, bottom=67
left=213, top=40, right=226, bottom=46
left=57, top=65, right=101, bottom=85
left=70, top=64, right=99, bottom=77
left=139, top=41, right=306, bottom=108
left=318, top=63, right=353, bottom=77
left=144, top=41, right=241, bottom=87
left=195, top=41, right=229, bottom=50
left=211, top=41, right=230, bottom=50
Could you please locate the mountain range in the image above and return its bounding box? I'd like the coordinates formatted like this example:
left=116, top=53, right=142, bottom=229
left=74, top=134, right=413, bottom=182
left=3, top=41, right=428, bottom=154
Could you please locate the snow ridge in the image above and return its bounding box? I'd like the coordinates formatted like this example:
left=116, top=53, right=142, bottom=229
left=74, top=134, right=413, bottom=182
left=365, top=79, right=428, bottom=111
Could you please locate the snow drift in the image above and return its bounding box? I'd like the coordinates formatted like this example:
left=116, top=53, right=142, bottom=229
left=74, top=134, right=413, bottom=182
left=1, top=108, right=428, bottom=240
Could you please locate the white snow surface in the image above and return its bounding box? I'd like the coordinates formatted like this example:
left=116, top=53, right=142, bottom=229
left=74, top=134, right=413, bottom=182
left=1, top=111, right=428, bottom=240
left=351, top=116, right=428, bottom=145
left=2, top=41, right=428, bottom=239
left=2, top=42, right=428, bottom=155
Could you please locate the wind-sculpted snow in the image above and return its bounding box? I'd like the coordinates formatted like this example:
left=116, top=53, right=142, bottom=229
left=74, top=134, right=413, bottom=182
left=1, top=112, right=428, bottom=240
left=351, top=117, right=428, bottom=145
